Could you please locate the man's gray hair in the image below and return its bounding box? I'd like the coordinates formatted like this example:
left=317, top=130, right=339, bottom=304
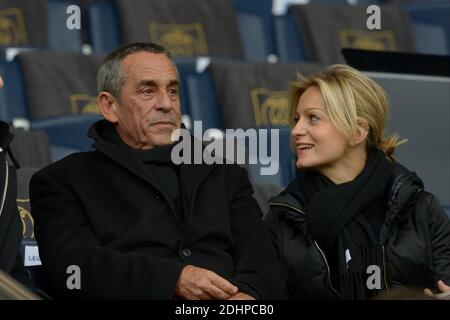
left=97, top=42, right=172, bottom=102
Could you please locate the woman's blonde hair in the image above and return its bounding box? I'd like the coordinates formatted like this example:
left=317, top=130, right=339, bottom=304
left=289, top=64, right=406, bottom=160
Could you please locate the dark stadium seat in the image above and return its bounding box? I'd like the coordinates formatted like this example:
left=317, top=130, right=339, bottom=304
left=89, top=0, right=244, bottom=60
left=286, top=3, right=415, bottom=64
left=208, top=61, right=321, bottom=129
left=7, top=51, right=103, bottom=158
left=0, top=0, right=83, bottom=52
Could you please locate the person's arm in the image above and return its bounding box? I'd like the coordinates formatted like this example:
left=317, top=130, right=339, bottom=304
left=423, top=193, right=450, bottom=297
left=30, top=171, right=185, bottom=299
left=227, top=166, right=286, bottom=300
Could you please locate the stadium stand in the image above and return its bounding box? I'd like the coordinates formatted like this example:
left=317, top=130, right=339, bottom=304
left=0, top=0, right=83, bottom=52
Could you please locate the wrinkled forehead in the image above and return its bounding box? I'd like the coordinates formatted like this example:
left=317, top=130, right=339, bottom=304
left=121, top=52, right=179, bottom=84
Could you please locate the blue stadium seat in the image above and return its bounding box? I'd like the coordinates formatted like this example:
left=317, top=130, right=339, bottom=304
left=47, top=0, right=84, bottom=52
left=404, top=0, right=450, bottom=55
left=177, top=59, right=224, bottom=130
left=237, top=126, right=295, bottom=187
left=86, top=0, right=121, bottom=54
left=0, top=59, right=28, bottom=122
left=232, top=0, right=277, bottom=61
left=274, top=13, right=306, bottom=62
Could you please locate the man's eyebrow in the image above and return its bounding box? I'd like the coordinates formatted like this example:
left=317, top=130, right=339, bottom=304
left=137, top=79, right=179, bottom=87
left=168, top=80, right=179, bottom=87
left=137, top=80, right=157, bottom=88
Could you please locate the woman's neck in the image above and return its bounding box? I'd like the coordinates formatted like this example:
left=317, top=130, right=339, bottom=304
left=318, top=147, right=367, bottom=185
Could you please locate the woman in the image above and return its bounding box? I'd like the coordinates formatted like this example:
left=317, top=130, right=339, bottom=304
left=265, top=65, right=450, bottom=300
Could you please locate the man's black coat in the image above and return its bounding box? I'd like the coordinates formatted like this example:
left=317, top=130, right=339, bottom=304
left=30, top=120, right=286, bottom=299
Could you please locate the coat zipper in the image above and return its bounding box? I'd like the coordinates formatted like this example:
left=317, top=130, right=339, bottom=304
left=0, top=161, right=9, bottom=217
left=270, top=201, right=341, bottom=298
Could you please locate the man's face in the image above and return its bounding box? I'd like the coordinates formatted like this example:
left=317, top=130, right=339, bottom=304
left=111, top=52, right=181, bottom=149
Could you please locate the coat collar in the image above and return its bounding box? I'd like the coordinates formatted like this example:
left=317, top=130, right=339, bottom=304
left=88, top=120, right=214, bottom=212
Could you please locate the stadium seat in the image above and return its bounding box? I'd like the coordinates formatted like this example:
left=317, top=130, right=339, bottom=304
left=177, top=59, right=224, bottom=130
left=232, top=0, right=277, bottom=61
left=0, top=0, right=83, bottom=52
left=86, top=0, right=121, bottom=54
left=209, top=61, right=321, bottom=129
left=226, top=126, right=295, bottom=187
left=273, top=13, right=307, bottom=62
left=9, top=51, right=104, bottom=158
left=404, top=0, right=450, bottom=55
left=89, top=0, right=244, bottom=60
left=248, top=126, right=295, bottom=187
left=0, top=59, right=28, bottom=122
left=286, top=3, right=415, bottom=64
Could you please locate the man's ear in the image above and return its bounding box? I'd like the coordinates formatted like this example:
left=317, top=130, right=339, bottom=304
left=350, top=119, right=369, bottom=146
left=98, top=92, right=119, bottom=123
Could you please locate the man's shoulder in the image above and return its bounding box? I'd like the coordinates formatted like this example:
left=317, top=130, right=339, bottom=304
left=33, top=150, right=100, bottom=180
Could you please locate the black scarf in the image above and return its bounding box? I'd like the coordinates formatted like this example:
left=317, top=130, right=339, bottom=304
left=297, top=149, right=394, bottom=299
left=100, top=123, right=189, bottom=229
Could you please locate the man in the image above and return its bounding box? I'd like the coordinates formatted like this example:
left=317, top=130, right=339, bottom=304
left=30, top=43, right=286, bottom=299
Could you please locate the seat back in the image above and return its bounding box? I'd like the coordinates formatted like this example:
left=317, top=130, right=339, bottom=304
left=209, top=61, right=321, bottom=129
left=232, top=0, right=277, bottom=61
left=289, top=4, right=415, bottom=64
left=114, top=0, right=244, bottom=59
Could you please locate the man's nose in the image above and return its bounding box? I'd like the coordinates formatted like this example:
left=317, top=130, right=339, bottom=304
left=155, top=91, right=172, bottom=111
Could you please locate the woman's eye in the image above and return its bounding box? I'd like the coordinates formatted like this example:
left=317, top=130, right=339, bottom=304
left=310, top=114, right=319, bottom=122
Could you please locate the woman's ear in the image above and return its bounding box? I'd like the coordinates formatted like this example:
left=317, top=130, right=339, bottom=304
left=98, top=92, right=119, bottom=123
left=350, top=119, right=369, bottom=146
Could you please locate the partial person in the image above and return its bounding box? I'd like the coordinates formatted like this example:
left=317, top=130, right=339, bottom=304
left=265, top=65, right=450, bottom=300
left=30, top=43, right=286, bottom=300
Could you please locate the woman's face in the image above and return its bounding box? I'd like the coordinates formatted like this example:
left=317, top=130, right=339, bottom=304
left=291, top=86, right=351, bottom=172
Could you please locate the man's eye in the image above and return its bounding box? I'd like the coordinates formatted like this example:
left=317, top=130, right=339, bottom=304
left=140, top=88, right=155, bottom=95
left=168, top=89, right=178, bottom=95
